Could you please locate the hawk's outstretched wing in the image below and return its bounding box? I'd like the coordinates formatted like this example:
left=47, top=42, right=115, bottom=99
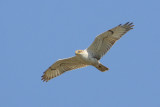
left=42, top=56, right=88, bottom=82
left=87, top=22, right=134, bottom=60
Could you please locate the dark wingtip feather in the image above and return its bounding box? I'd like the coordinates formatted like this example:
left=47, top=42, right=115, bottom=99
left=41, top=74, right=49, bottom=82
left=119, top=22, right=134, bottom=30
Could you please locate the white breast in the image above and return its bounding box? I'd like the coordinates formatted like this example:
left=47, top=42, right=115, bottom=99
left=79, top=50, right=99, bottom=66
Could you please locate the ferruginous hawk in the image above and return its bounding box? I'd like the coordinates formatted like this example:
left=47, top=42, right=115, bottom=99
left=42, top=22, right=134, bottom=82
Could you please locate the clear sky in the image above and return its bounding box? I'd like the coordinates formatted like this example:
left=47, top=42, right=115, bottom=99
left=0, top=0, right=160, bottom=107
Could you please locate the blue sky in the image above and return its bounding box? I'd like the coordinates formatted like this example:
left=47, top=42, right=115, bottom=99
left=0, top=0, right=160, bottom=107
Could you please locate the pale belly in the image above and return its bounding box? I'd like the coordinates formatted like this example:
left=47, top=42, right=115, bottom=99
left=78, top=54, right=99, bottom=66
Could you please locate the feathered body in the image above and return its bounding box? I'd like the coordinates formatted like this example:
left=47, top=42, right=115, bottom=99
left=76, top=50, right=99, bottom=66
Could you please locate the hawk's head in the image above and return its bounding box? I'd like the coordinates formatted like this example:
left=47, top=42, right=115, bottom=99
left=75, top=50, right=84, bottom=55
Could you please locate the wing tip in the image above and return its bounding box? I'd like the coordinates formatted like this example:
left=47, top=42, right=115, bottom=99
left=41, top=68, right=60, bottom=82
left=119, top=22, right=134, bottom=30
left=41, top=75, right=49, bottom=82
left=41, top=69, right=53, bottom=82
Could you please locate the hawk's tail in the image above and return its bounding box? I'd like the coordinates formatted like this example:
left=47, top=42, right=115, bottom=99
left=96, top=64, right=109, bottom=72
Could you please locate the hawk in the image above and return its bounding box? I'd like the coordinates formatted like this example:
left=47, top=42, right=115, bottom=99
left=42, top=22, right=134, bottom=82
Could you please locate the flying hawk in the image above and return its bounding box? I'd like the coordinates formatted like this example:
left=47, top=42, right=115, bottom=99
left=42, top=22, right=134, bottom=82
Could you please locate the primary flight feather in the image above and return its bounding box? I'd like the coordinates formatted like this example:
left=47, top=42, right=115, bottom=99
left=42, top=22, right=134, bottom=82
